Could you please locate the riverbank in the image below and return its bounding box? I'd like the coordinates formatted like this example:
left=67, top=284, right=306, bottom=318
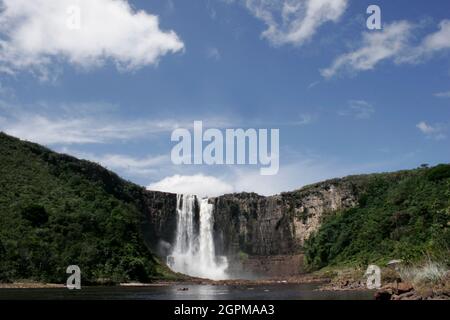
left=313, top=264, right=450, bottom=300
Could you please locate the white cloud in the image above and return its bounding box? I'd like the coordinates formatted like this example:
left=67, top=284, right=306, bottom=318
left=416, top=121, right=447, bottom=140
left=0, top=101, right=235, bottom=145
left=420, top=20, right=450, bottom=54
left=147, top=174, right=234, bottom=197
left=239, top=0, right=348, bottom=46
left=321, top=21, right=413, bottom=78
left=60, top=148, right=169, bottom=177
left=322, top=19, right=450, bottom=78
left=2, top=113, right=183, bottom=145
left=0, top=0, right=184, bottom=78
left=96, top=154, right=168, bottom=170
left=338, top=100, right=374, bottom=120
left=307, top=80, right=320, bottom=89
left=416, top=121, right=436, bottom=134
left=433, top=90, right=450, bottom=98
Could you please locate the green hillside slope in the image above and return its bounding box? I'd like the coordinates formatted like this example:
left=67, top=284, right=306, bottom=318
left=0, top=132, right=171, bottom=284
left=304, top=165, right=450, bottom=270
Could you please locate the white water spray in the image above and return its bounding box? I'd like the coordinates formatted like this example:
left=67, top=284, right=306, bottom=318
left=167, top=194, right=228, bottom=280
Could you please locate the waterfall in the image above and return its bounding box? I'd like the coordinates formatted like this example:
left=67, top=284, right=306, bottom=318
left=167, top=194, right=228, bottom=280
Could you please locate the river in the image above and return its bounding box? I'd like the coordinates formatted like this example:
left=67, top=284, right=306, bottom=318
left=0, top=283, right=374, bottom=300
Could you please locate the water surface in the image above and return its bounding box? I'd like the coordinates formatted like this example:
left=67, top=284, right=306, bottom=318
left=0, top=283, right=374, bottom=300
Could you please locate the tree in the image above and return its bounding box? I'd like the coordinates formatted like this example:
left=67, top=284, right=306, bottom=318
left=21, top=205, right=49, bottom=227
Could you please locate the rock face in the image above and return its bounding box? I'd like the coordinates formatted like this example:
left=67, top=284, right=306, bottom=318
left=210, top=178, right=359, bottom=276
left=142, top=177, right=360, bottom=277
left=140, top=190, right=178, bottom=257
left=240, top=254, right=305, bottom=278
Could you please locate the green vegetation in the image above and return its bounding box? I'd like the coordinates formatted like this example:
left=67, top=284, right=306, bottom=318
left=0, top=132, right=172, bottom=284
left=305, top=166, right=450, bottom=270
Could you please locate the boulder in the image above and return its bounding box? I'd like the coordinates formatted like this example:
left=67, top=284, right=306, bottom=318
left=375, top=290, right=392, bottom=300
left=397, top=282, right=413, bottom=294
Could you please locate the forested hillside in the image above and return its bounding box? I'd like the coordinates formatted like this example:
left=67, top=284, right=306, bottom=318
left=305, top=165, right=450, bottom=270
left=0, top=132, right=172, bottom=283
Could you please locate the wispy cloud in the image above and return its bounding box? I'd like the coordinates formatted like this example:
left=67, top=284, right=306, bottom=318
left=338, top=100, right=375, bottom=120
left=2, top=113, right=183, bottom=145
left=0, top=0, right=184, bottom=80
left=230, top=0, right=348, bottom=46
left=433, top=90, right=450, bottom=98
left=321, top=21, right=413, bottom=78
left=400, top=20, right=450, bottom=64
left=322, top=19, right=450, bottom=78
left=60, top=147, right=170, bottom=177
left=416, top=121, right=447, bottom=140
left=307, top=81, right=320, bottom=89
left=0, top=100, right=236, bottom=145
left=291, top=113, right=316, bottom=125
left=206, top=47, right=221, bottom=61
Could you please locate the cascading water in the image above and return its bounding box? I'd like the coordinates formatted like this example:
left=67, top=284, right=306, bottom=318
left=167, top=194, right=228, bottom=280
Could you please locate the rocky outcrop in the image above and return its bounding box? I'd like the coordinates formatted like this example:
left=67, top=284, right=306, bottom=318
left=212, top=193, right=297, bottom=257
left=240, top=254, right=305, bottom=278
left=211, top=178, right=359, bottom=257
left=376, top=281, right=450, bottom=300
left=140, top=190, right=177, bottom=257
left=375, top=282, right=433, bottom=300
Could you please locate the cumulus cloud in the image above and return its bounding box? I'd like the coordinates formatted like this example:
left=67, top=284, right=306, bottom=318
left=0, top=0, right=184, bottom=78
left=338, top=100, right=375, bottom=120
left=416, top=121, right=447, bottom=140
left=236, top=0, right=348, bottom=46
left=147, top=174, right=234, bottom=197
left=321, top=21, right=413, bottom=78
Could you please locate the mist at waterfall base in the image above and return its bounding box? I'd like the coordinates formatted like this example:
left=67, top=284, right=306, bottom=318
left=166, top=194, right=229, bottom=280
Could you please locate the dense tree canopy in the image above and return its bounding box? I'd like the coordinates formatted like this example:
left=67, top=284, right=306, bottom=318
left=0, top=132, right=171, bottom=283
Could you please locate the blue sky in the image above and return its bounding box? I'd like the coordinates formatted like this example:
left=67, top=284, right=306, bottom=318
left=0, top=0, right=449, bottom=196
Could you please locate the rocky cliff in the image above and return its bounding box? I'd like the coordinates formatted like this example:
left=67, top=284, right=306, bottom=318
left=211, top=178, right=359, bottom=259
left=140, top=177, right=361, bottom=276
left=140, top=190, right=177, bottom=257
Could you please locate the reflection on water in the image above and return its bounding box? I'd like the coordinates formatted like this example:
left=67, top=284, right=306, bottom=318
left=0, top=283, right=374, bottom=300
